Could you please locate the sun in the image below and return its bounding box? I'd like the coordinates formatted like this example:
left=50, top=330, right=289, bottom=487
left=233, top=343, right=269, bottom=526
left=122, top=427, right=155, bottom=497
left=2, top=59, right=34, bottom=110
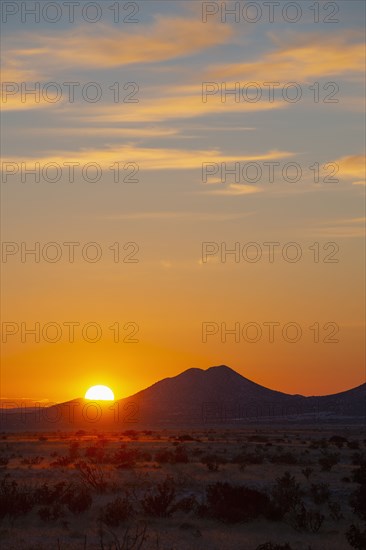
left=85, top=385, right=114, bottom=401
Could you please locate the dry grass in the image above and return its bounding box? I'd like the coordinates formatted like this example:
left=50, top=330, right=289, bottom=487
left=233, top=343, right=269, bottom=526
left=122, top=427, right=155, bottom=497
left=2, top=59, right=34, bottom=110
left=0, top=426, right=365, bottom=549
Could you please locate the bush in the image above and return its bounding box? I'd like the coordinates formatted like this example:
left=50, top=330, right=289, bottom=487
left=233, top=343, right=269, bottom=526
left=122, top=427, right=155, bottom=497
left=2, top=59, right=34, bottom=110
left=85, top=444, right=106, bottom=464
left=34, top=481, right=92, bottom=518
left=100, top=496, right=133, bottom=526
left=346, top=524, right=366, bottom=549
left=50, top=455, right=72, bottom=468
left=301, top=467, right=313, bottom=480
left=64, top=484, right=92, bottom=514
left=142, top=477, right=176, bottom=518
left=205, top=482, right=270, bottom=523
left=352, top=463, right=366, bottom=484
left=111, top=446, right=138, bottom=468
left=328, top=501, right=343, bottom=521
left=201, top=454, right=225, bottom=472
left=38, top=503, right=64, bottom=521
left=174, top=495, right=198, bottom=514
left=270, top=452, right=297, bottom=465
left=33, top=481, right=68, bottom=505
left=271, top=472, right=303, bottom=517
left=350, top=484, right=366, bottom=520
left=69, top=441, right=80, bottom=460
left=155, top=449, right=171, bottom=464
left=155, top=446, right=189, bottom=465
left=348, top=441, right=360, bottom=450
left=318, top=450, right=339, bottom=471
left=76, top=460, right=108, bottom=492
left=177, top=434, right=195, bottom=442
left=288, top=503, right=324, bottom=533
left=310, top=483, right=330, bottom=504
left=20, top=456, right=44, bottom=466
left=0, top=476, right=34, bottom=519
left=329, top=435, right=348, bottom=447
left=174, top=446, right=189, bottom=463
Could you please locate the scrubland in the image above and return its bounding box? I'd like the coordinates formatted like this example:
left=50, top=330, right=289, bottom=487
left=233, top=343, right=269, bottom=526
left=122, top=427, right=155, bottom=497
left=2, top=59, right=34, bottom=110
left=0, top=426, right=365, bottom=549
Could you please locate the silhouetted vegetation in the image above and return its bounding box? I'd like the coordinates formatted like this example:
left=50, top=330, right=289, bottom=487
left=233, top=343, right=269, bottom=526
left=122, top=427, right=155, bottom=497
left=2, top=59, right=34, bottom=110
left=141, top=477, right=176, bottom=517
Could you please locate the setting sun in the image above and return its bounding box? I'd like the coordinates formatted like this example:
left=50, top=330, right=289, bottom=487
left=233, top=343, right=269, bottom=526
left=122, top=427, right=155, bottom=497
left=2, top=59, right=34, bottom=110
left=84, top=385, right=114, bottom=401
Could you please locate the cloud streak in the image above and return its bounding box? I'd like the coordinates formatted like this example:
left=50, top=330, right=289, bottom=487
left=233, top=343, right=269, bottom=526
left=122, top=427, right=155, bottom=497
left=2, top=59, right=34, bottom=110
left=207, top=32, right=365, bottom=83
left=10, top=17, right=233, bottom=69
left=2, top=146, right=294, bottom=172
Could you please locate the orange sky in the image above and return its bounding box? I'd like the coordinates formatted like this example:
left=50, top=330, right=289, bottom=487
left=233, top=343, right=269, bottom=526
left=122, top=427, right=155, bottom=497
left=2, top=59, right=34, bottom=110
left=1, top=1, right=365, bottom=405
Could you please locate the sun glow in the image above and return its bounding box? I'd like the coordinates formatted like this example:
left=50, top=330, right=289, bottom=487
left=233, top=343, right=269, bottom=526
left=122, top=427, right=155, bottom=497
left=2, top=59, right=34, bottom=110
left=85, top=385, right=115, bottom=401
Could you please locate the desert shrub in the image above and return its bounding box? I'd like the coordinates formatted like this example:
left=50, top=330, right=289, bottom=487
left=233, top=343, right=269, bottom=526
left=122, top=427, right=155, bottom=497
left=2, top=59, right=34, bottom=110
left=173, top=445, right=189, bottom=463
left=174, top=495, right=198, bottom=514
left=111, top=446, right=138, bottom=468
left=346, top=524, right=366, bottom=549
left=100, top=496, right=133, bottom=526
left=177, top=434, right=195, bottom=442
left=69, top=441, right=80, bottom=460
left=201, top=454, right=225, bottom=472
left=85, top=444, right=107, bottom=464
left=271, top=472, right=303, bottom=517
left=350, top=485, right=366, bottom=520
left=0, top=476, right=34, bottom=519
left=348, top=440, right=360, bottom=450
left=122, top=430, right=139, bottom=440
left=328, top=501, right=343, bottom=521
left=288, top=503, right=324, bottom=532
left=310, top=482, right=330, bottom=504
left=38, top=502, right=64, bottom=521
left=33, top=481, right=68, bottom=505
left=310, top=438, right=328, bottom=450
left=76, top=460, right=108, bottom=492
left=50, top=455, right=72, bottom=468
left=34, top=480, right=91, bottom=515
left=329, top=435, right=348, bottom=448
left=20, top=456, right=43, bottom=466
left=270, top=452, right=297, bottom=465
left=64, top=484, right=92, bottom=514
left=205, top=482, right=270, bottom=523
left=352, top=463, right=366, bottom=484
left=319, top=450, right=339, bottom=471
left=301, top=467, right=313, bottom=480
left=155, top=448, right=171, bottom=464
left=155, top=446, right=189, bottom=465
left=256, top=544, right=293, bottom=550
left=142, top=477, right=176, bottom=517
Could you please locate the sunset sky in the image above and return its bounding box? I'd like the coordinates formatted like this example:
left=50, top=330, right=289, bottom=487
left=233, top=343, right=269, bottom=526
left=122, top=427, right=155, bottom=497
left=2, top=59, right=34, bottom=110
left=1, top=0, right=365, bottom=405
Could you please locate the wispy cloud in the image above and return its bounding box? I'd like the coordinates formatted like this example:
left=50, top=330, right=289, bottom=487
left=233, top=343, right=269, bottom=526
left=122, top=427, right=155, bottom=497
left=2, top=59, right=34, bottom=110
left=311, top=217, right=366, bottom=238
left=204, top=184, right=263, bottom=196
left=207, top=32, right=365, bottom=82
left=9, top=17, right=233, bottom=69
left=3, top=146, right=294, bottom=171
left=100, top=211, right=253, bottom=221
left=75, top=92, right=286, bottom=124
left=333, top=154, right=365, bottom=185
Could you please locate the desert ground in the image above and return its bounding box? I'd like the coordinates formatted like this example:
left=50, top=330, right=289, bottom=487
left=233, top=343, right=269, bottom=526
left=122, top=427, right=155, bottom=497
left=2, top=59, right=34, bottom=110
left=0, top=426, right=365, bottom=549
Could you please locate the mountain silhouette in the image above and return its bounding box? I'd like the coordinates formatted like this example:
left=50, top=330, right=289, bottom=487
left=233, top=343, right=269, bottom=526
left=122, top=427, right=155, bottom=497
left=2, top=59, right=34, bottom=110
left=1, top=366, right=365, bottom=430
